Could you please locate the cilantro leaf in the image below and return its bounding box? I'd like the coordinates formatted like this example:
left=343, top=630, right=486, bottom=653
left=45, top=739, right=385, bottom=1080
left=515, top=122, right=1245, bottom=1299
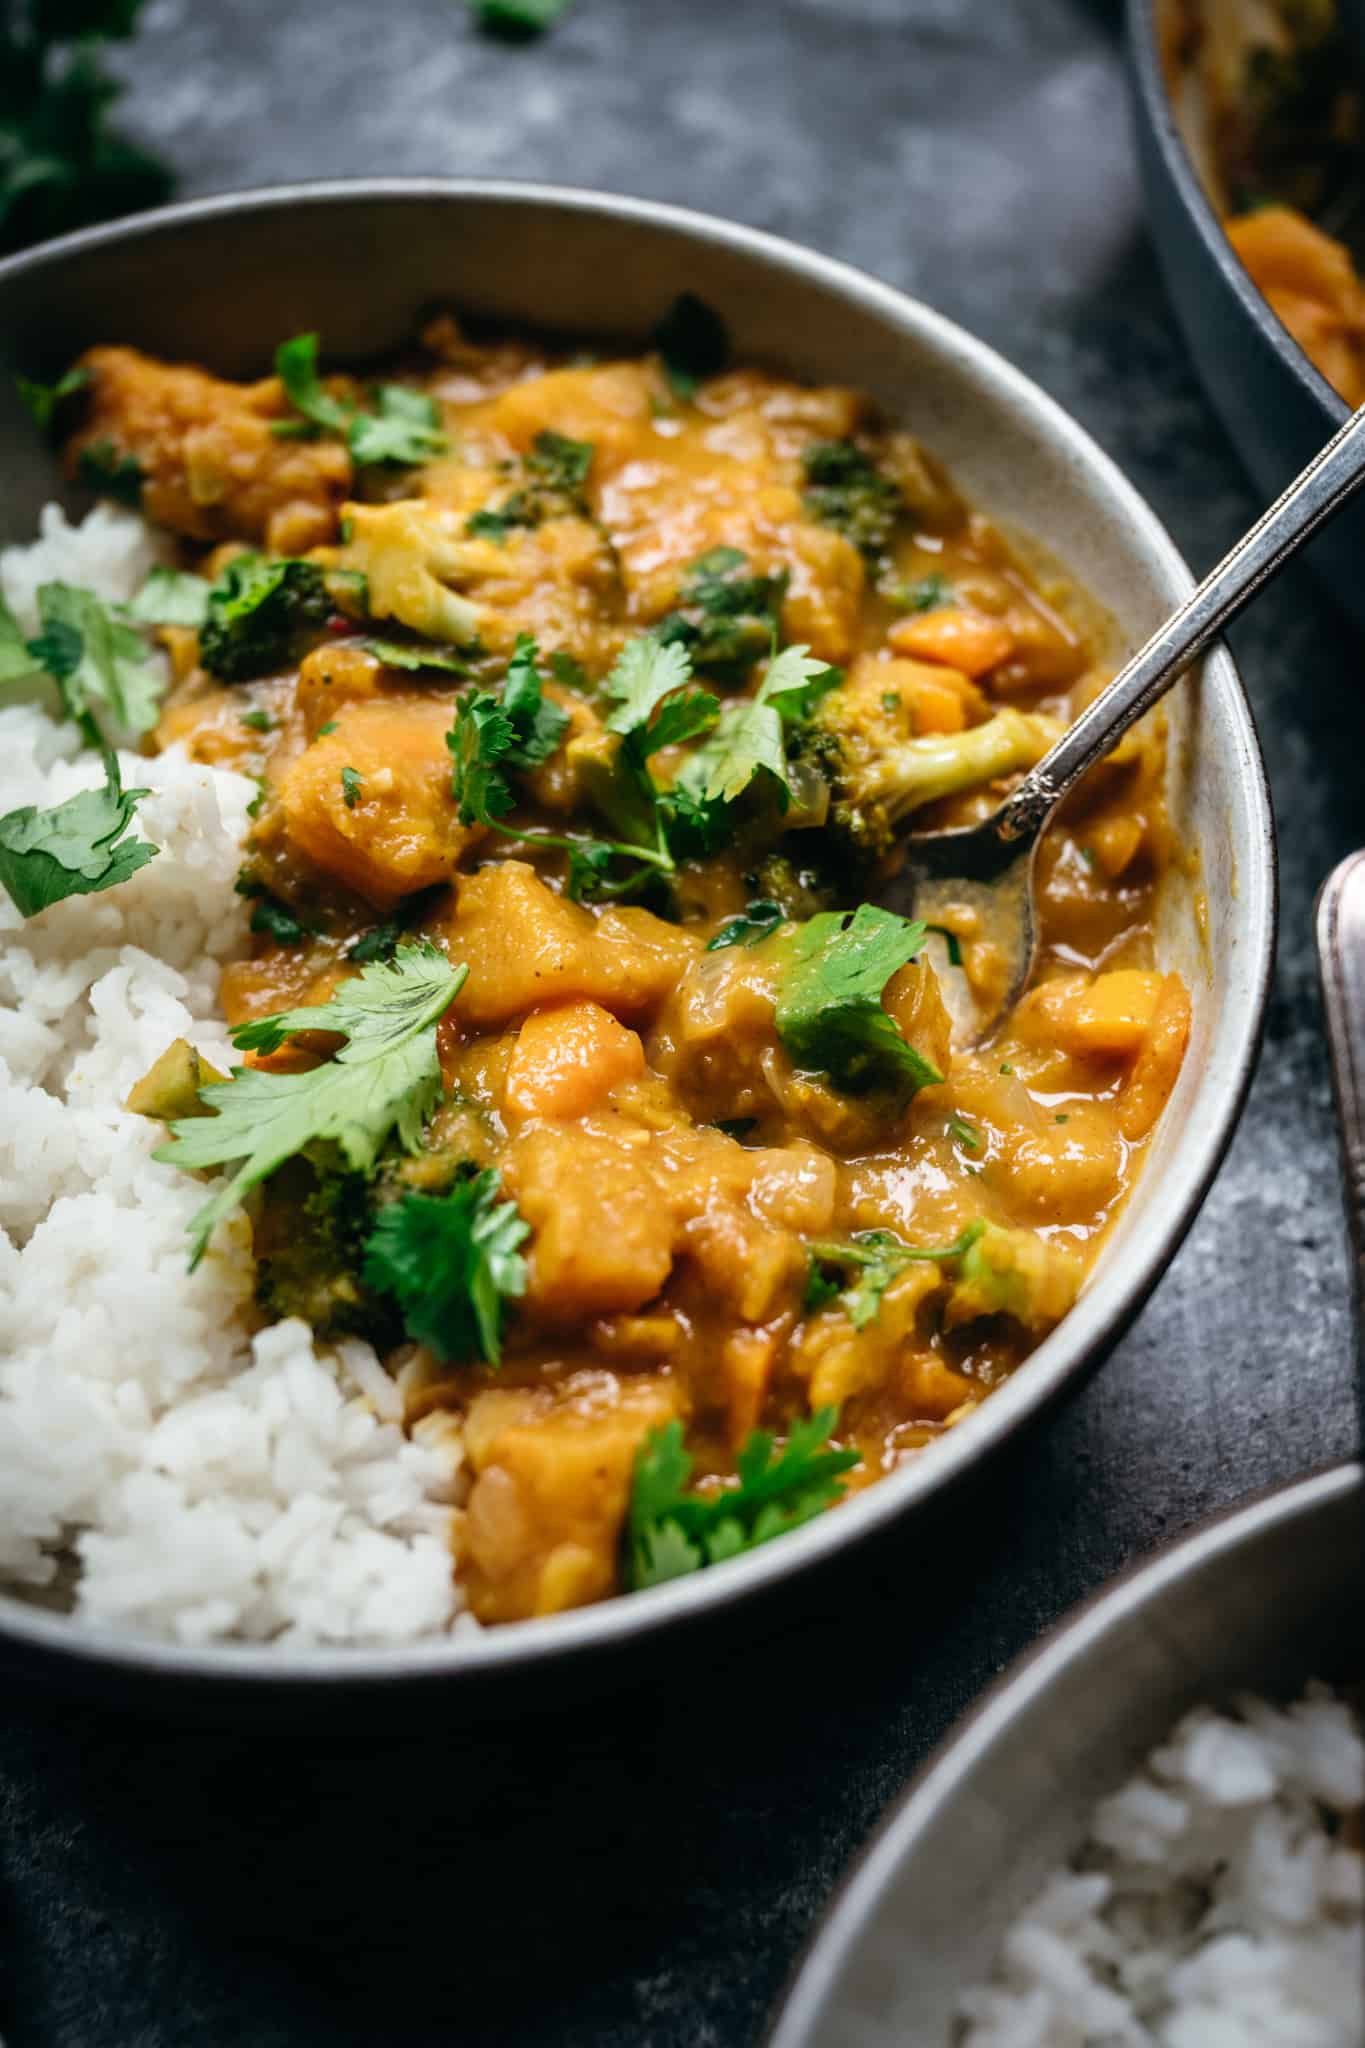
left=363, top=637, right=469, bottom=675
left=466, top=428, right=593, bottom=542
left=126, top=567, right=212, bottom=628
left=501, top=634, right=571, bottom=768
left=654, top=546, right=788, bottom=680
left=363, top=1167, right=529, bottom=1366
left=273, top=334, right=447, bottom=467
left=16, top=364, right=90, bottom=435
left=156, top=943, right=467, bottom=1267
left=774, top=902, right=943, bottom=1096
left=896, top=572, right=953, bottom=614
left=76, top=439, right=143, bottom=505
left=603, top=637, right=705, bottom=741
left=348, top=385, right=448, bottom=468
left=802, top=440, right=903, bottom=558
left=467, top=0, right=572, bottom=36
left=527, top=428, right=594, bottom=494
left=805, top=1220, right=986, bottom=1329
left=672, top=645, right=836, bottom=820
left=0, top=752, right=156, bottom=917
left=448, top=689, right=518, bottom=826
left=626, top=1408, right=860, bottom=1591
left=707, top=899, right=784, bottom=951
left=653, top=293, right=730, bottom=401
left=340, top=766, right=363, bottom=809
left=19, top=581, right=164, bottom=735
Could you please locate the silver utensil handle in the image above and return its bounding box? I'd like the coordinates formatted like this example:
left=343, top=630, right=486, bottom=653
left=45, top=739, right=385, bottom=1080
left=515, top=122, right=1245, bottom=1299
left=997, top=402, right=1365, bottom=842
left=1318, top=850, right=1365, bottom=1335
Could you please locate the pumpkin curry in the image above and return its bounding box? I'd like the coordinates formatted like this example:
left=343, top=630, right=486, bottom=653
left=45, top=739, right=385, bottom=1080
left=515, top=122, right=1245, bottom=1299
left=44, top=310, right=1189, bottom=1623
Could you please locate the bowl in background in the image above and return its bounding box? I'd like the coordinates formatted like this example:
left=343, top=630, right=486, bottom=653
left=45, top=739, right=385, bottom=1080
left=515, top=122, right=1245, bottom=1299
left=0, top=180, right=1275, bottom=1701
left=1128, top=0, right=1365, bottom=628
left=767, top=1460, right=1363, bottom=2047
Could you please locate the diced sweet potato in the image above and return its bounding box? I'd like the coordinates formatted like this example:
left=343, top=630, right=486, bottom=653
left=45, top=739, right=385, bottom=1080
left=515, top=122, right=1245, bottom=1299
left=444, top=861, right=698, bottom=1030
left=462, top=1375, right=677, bottom=1621
left=504, top=1000, right=645, bottom=1122
left=502, top=1127, right=675, bottom=1319
left=1049, top=969, right=1166, bottom=1059
left=888, top=607, right=1015, bottom=678
left=1118, top=974, right=1192, bottom=1140
left=278, top=697, right=480, bottom=908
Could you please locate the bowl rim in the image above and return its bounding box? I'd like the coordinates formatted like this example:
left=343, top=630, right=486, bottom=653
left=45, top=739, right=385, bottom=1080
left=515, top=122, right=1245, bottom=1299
left=765, top=1456, right=1363, bottom=2047
left=1127, top=0, right=1352, bottom=430
left=0, top=176, right=1277, bottom=1692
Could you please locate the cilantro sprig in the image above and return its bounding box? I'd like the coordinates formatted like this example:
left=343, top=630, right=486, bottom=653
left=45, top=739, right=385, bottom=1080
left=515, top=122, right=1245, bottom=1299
left=774, top=902, right=943, bottom=1097
left=1, top=582, right=164, bottom=742
left=654, top=546, right=787, bottom=680
left=804, top=1220, right=986, bottom=1328
left=0, top=753, right=156, bottom=918
left=273, top=334, right=448, bottom=468
left=627, top=1410, right=860, bottom=1590
left=363, top=1167, right=529, bottom=1367
left=674, top=643, right=839, bottom=822
left=156, top=944, right=467, bottom=1267
left=707, top=899, right=784, bottom=951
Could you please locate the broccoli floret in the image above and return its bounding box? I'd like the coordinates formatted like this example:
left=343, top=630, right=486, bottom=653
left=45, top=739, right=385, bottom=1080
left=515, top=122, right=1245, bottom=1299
left=812, top=686, right=1062, bottom=864
left=744, top=849, right=841, bottom=920
left=802, top=440, right=903, bottom=558
left=199, top=552, right=334, bottom=682
left=944, top=1222, right=1081, bottom=1333
left=253, top=1156, right=397, bottom=1344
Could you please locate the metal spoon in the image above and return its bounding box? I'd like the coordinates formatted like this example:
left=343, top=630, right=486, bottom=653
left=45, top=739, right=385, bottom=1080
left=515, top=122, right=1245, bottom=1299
left=1317, top=848, right=1365, bottom=1334
left=890, top=403, right=1365, bottom=1043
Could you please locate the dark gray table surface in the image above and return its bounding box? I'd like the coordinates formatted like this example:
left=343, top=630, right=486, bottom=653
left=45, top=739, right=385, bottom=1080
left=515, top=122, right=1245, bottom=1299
left=2, top=2, right=1361, bottom=2043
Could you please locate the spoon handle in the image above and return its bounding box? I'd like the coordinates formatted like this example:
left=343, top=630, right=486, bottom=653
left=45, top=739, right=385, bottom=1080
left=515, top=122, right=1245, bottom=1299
left=1318, top=850, right=1365, bottom=1344
left=995, top=402, right=1365, bottom=842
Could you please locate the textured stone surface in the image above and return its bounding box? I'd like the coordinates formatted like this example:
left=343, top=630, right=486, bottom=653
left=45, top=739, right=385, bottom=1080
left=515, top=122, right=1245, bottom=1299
left=2, top=2, right=1360, bottom=2043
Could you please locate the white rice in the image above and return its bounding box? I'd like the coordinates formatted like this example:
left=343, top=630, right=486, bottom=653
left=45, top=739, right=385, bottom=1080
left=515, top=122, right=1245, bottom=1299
left=0, top=505, right=467, bottom=1646
left=958, top=1684, right=1364, bottom=2047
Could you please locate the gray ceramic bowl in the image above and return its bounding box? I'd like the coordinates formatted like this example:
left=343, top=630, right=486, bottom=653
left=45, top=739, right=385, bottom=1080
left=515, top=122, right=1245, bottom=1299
left=768, top=1460, right=1363, bottom=2047
left=1128, top=0, right=1364, bottom=628
left=0, top=180, right=1276, bottom=1701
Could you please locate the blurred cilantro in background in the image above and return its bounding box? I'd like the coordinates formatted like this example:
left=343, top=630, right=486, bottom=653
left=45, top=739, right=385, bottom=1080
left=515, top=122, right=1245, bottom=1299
left=0, top=0, right=173, bottom=256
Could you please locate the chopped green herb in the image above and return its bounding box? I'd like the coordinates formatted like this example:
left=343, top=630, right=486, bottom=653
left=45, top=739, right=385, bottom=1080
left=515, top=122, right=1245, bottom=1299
left=16, top=365, right=90, bottom=435
left=527, top=427, right=594, bottom=493
left=317, top=720, right=338, bottom=736
left=363, top=638, right=469, bottom=675
left=926, top=922, right=963, bottom=967
left=627, top=1409, right=859, bottom=1590
left=804, top=1220, right=985, bottom=1329
left=895, top=572, right=952, bottom=614
left=273, top=334, right=448, bottom=466
left=1055, top=1112, right=1069, bottom=1125
left=76, top=439, right=143, bottom=506
left=774, top=903, right=942, bottom=1097
left=802, top=440, right=902, bottom=558
left=156, top=943, right=467, bottom=1266
left=248, top=894, right=310, bottom=946
left=881, top=690, right=901, bottom=713
left=673, top=643, right=838, bottom=825
left=948, top=1116, right=983, bottom=1153
left=126, top=567, right=212, bottom=629
left=5, top=582, right=165, bottom=738
left=340, top=765, right=363, bottom=809
left=239, top=709, right=272, bottom=733
left=0, top=753, right=156, bottom=918
left=999, top=1062, right=1014, bottom=1076
left=654, top=546, right=788, bottom=680
left=363, top=1167, right=529, bottom=1366
left=707, top=899, right=784, bottom=951
left=653, top=292, right=730, bottom=401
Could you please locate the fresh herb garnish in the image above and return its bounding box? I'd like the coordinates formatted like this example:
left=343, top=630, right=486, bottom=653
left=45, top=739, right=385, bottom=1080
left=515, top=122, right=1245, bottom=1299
left=273, top=334, right=447, bottom=467
left=626, top=1409, right=859, bottom=1590
left=362, top=638, right=469, bottom=675
left=127, top=567, right=212, bottom=628
left=234, top=874, right=311, bottom=946
left=340, top=766, right=363, bottom=809
left=1, top=582, right=164, bottom=739
left=0, top=753, right=156, bottom=917
left=156, top=943, right=467, bottom=1266
left=895, top=573, right=952, bottom=614
left=804, top=1220, right=986, bottom=1329
left=76, top=439, right=143, bottom=506
left=707, top=899, right=784, bottom=951
left=947, top=1116, right=983, bottom=1153
left=674, top=644, right=839, bottom=822
left=16, top=365, right=90, bottom=435
left=363, top=1167, right=530, bottom=1367
left=654, top=545, right=788, bottom=680
left=653, top=292, right=730, bottom=401
left=802, top=440, right=903, bottom=558
left=0, top=1, right=173, bottom=258
left=774, top=903, right=943, bottom=1097
left=466, top=428, right=595, bottom=541
left=925, top=922, right=963, bottom=967
left=239, top=709, right=272, bottom=733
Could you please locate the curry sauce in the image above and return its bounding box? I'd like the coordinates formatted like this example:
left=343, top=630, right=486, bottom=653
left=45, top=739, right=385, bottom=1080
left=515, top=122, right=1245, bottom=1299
left=77, top=313, right=1190, bottom=1623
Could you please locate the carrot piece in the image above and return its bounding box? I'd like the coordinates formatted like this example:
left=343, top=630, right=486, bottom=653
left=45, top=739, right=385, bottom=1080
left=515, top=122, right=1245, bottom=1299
left=888, top=607, right=1015, bottom=678
left=505, top=999, right=645, bottom=1121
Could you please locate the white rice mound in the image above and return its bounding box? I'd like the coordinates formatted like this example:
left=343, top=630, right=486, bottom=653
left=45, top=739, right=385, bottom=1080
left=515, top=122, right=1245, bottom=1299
left=958, top=1684, right=1364, bottom=2047
left=0, top=505, right=467, bottom=1647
